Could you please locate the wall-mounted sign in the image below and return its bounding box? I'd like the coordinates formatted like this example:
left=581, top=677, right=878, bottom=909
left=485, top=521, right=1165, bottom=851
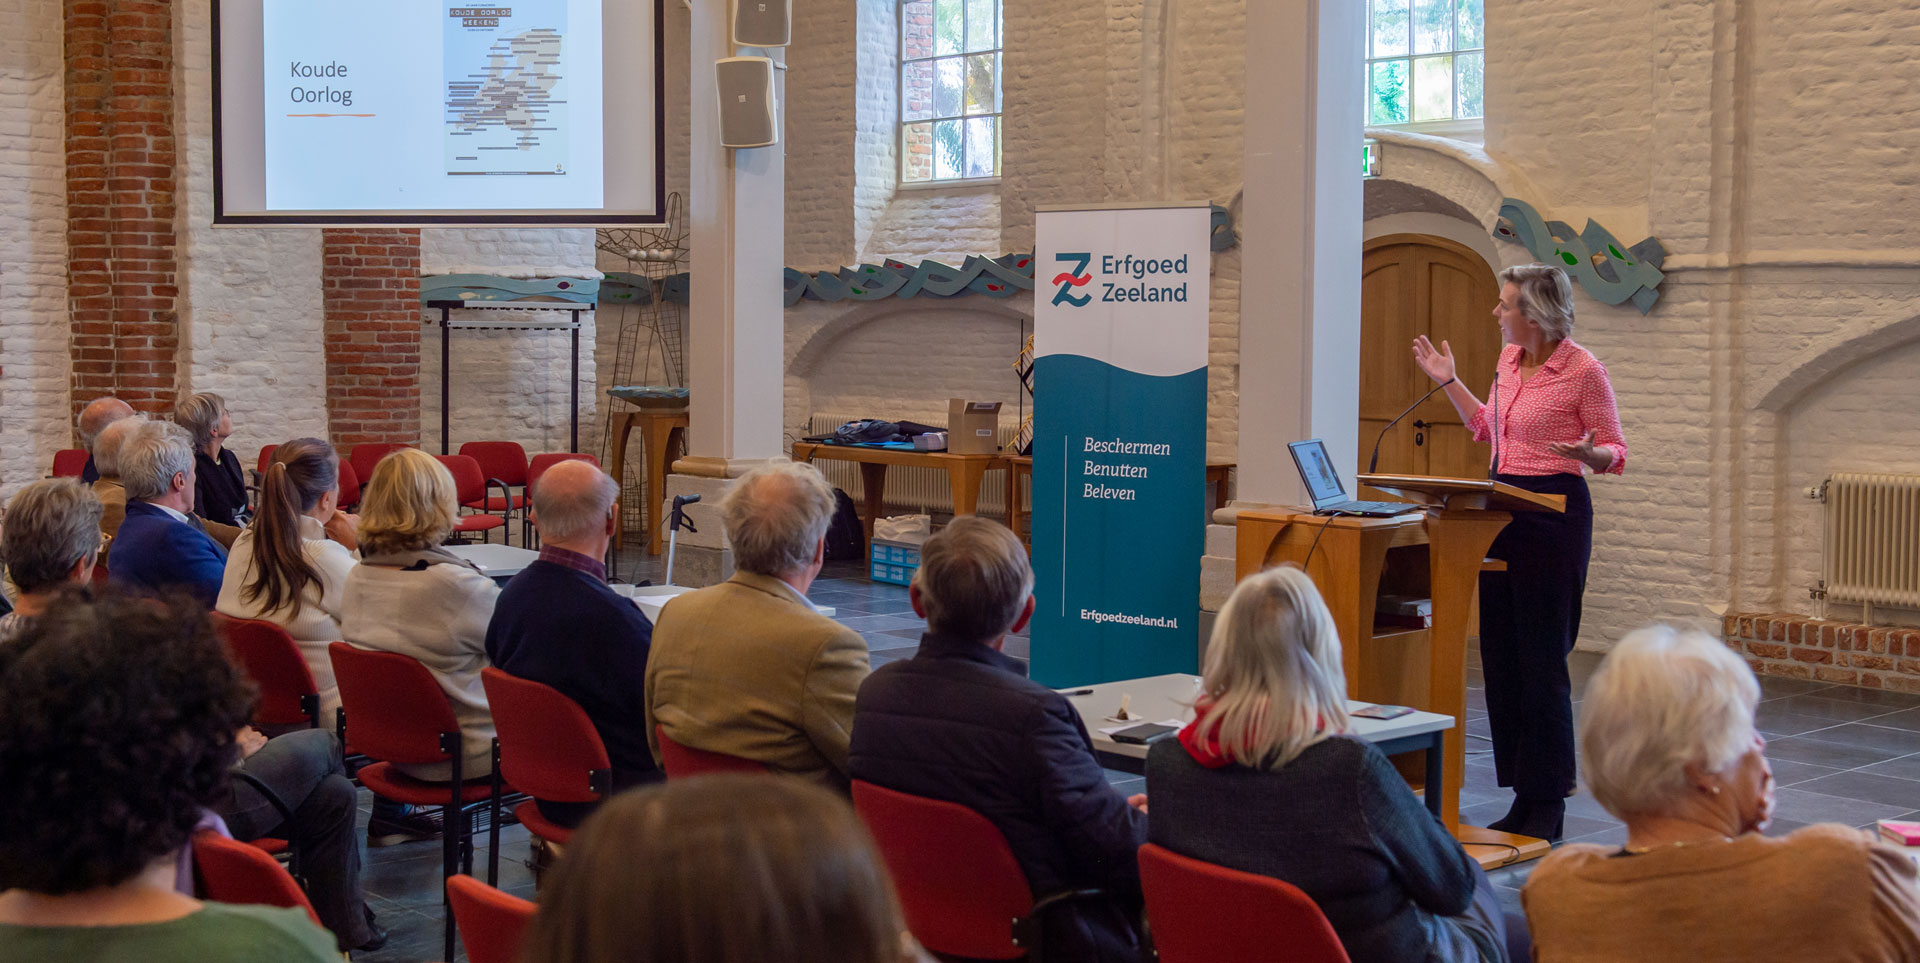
left=1364, top=138, right=1381, bottom=178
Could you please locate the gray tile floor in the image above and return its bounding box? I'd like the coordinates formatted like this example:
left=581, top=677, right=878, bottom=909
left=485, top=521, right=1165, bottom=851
left=350, top=553, right=1920, bottom=961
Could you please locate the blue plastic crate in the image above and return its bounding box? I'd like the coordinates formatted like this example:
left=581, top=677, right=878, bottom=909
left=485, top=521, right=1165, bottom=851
left=869, top=539, right=922, bottom=585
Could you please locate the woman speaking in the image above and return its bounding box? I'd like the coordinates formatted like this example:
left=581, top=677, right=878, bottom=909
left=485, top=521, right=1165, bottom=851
left=1411, top=264, right=1626, bottom=842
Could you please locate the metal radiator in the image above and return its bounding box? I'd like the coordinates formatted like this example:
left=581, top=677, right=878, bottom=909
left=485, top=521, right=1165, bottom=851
left=802, top=411, right=1024, bottom=517
left=1822, top=472, right=1920, bottom=622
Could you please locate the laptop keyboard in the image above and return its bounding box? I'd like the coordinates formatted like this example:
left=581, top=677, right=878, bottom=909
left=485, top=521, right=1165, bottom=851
left=1327, top=500, right=1422, bottom=516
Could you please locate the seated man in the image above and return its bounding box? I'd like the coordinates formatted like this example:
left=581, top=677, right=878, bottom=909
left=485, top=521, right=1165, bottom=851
left=75, top=394, right=135, bottom=485
left=850, top=517, right=1149, bottom=963
left=644, top=462, right=869, bottom=789
left=487, top=460, right=661, bottom=828
left=108, top=420, right=228, bottom=607
left=91, top=414, right=144, bottom=548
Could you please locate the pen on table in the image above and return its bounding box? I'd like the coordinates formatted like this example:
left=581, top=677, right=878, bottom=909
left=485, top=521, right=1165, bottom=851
left=1059, top=688, right=1094, bottom=696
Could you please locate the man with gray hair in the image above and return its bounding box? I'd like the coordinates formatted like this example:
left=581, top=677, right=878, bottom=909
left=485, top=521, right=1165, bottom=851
left=107, top=420, right=228, bottom=606
left=486, top=459, right=660, bottom=829
left=0, top=479, right=105, bottom=640
left=75, top=395, right=136, bottom=484
left=644, top=461, right=870, bottom=789
left=94, top=415, right=239, bottom=554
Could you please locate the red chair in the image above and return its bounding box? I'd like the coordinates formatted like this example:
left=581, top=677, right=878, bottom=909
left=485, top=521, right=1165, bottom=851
left=329, top=642, right=501, bottom=961
left=349, top=443, right=408, bottom=485
left=256, top=444, right=279, bottom=476
left=448, top=874, right=537, bottom=963
left=435, top=454, right=508, bottom=544
left=336, top=458, right=361, bottom=511
left=851, top=780, right=1103, bottom=960
left=213, top=614, right=322, bottom=731
left=656, top=725, right=767, bottom=779
left=192, top=829, right=323, bottom=929
left=51, top=448, right=88, bottom=478
left=480, top=667, right=611, bottom=880
left=460, top=441, right=531, bottom=534
left=1137, top=843, right=1351, bottom=963
left=524, top=453, right=600, bottom=545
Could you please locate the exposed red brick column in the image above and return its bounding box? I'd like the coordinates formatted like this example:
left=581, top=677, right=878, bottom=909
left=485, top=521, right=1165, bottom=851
left=64, top=0, right=180, bottom=425
left=321, top=230, right=423, bottom=448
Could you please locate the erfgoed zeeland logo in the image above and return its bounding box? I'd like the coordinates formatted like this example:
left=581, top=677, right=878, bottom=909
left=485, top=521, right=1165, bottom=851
left=1050, top=252, right=1093, bottom=307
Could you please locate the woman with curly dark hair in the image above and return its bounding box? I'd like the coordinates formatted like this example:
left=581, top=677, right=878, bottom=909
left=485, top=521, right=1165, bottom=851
left=0, top=592, right=338, bottom=962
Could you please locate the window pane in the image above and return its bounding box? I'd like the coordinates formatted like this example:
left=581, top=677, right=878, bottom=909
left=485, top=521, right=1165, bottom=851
left=1412, top=54, right=1452, bottom=121
left=901, top=0, right=934, bottom=60
left=902, top=121, right=934, bottom=182
left=934, top=0, right=963, bottom=56
left=964, top=54, right=996, bottom=114
left=933, top=118, right=963, bottom=179
left=964, top=116, right=995, bottom=178
left=1368, top=60, right=1409, bottom=124
left=903, top=60, right=934, bottom=121
left=965, top=0, right=996, bottom=52
left=1413, top=0, right=1450, bottom=54
left=1456, top=51, right=1483, bottom=118
left=934, top=56, right=963, bottom=117
left=1455, top=0, right=1483, bottom=49
left=1371, top=0, right=1409, bottom=57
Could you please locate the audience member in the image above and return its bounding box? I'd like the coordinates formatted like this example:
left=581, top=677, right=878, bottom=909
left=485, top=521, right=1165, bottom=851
left=108, top=420, right=228, bottom=607
left=0, top=592, right=338, bottom=962
left=1522, top=626, right=1920, bottom=962
left=216, top=437, right=360, bottom=718
left=851, top=516, right=1147, bottom=961
left=644, top=462, right=870, bottom=788
left=1147, top=565, right=1525, bottom=963
left=519, top=774, right=924, bottom=963
left=75, top=394, right=135, bottom=484
left=0, top=479, right=101, bottom=641
left=175, top=392, right=249, bottom=528
left=340, top=448, right=498, bottom=795
left=486, top=459, right=659, bottom=829
left=90, top=414, right=145, bottom=548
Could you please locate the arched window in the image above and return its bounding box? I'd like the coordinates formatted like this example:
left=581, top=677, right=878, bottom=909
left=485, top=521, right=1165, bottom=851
left=898, top=0, right=1002, bottom=184
left=1366, top=0, right=1483, bottom=132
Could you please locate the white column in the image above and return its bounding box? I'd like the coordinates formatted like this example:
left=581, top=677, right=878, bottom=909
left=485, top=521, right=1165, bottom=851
left=1236, top=0, right=1366, bottom=505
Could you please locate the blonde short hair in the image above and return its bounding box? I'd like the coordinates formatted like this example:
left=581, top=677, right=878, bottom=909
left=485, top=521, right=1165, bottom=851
left=1190, top=565, right=1350, bottom=769
left=173, top=393, right=228, bottom=450
left=1579, top=625, right=1760, bottom=819
left=1498, top=264, right=1576, bottom=341
left=357, top=448, right=458, bottom=556
left=720, top=462, right=837, bottom=577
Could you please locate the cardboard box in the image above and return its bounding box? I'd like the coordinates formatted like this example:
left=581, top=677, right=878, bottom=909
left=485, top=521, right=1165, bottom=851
left=947, top=399, right=1002, bottom=454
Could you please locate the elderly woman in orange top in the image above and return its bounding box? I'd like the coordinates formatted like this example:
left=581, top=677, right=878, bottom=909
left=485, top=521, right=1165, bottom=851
left=1412, top=263, right=1626, bottom=841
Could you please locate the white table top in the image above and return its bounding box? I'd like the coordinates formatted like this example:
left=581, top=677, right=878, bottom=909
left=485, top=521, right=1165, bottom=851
left=609, top=583, right=699, bottom=624
left=1063, top=673, right=1454, bottom=762
left=444, top=543, right=540, bottom=578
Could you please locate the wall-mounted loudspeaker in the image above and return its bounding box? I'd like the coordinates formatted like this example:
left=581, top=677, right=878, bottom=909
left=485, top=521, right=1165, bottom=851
left=732, top=0, right=791, bottom=47
left=715, top=57, right=778, bottom=148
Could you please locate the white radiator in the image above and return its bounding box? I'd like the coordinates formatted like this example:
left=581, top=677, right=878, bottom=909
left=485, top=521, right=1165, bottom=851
left=802, top=411, right=1026, bottom=517
left=1824, top=472, right=1920, bottom=620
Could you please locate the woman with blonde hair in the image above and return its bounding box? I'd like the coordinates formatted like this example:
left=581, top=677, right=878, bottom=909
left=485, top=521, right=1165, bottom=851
left=1147, top=565, right=1525, bottom=963
left=175, top=391, right=249, bottom=528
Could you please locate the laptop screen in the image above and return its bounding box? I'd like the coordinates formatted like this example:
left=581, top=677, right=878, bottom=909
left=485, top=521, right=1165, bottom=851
left=1287, top=439, right=1348, bottom=509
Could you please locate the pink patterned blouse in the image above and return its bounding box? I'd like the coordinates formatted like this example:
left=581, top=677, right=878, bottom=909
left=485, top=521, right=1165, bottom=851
left=1466, top=340, right=1627, bottom=476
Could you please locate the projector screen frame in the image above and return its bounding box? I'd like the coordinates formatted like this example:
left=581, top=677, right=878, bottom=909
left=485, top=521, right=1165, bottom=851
left=210, top=0, right=667, bottom=227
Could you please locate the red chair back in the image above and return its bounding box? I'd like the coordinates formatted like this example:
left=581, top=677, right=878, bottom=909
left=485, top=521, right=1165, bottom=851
left=481, top=668, right=610, bottom=803
left=1137, top=843, right=1351, bottom=963
left=525, top=453, right=600, bottom=499
left=349, top=443, right=408, bottom=485
left=256, top=444, right=279, bottom=476
left=851, top=780, right=1033, bottom=959
left=336, top=458, right=361, bottom=509
left=447, top=874, right=536, bottom=963
left=213, top=614, right=321, bottom=729
left=327, top=642, right=461, bottom=765
left=656, top=725, right=767, bottom=779
left=459, top=441, right=531, bottom=488
left=51, top=449, right=88, bottom=478
left=192, top=830, right=323, bottom=929
left=434, top=454, right=489, bottom=505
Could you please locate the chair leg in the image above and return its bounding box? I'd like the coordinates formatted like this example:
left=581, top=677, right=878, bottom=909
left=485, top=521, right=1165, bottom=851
left=488, top=740, right=502, bottom=886
left=443, top=746, right=463, bottom=963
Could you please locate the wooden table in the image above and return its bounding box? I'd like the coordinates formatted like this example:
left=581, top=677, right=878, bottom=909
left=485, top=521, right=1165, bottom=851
left=608, top=406, right=690, bottom=555
left=790, top=443, right=1011, bottom=541
left=1007, top=457, right=1234, bottom=541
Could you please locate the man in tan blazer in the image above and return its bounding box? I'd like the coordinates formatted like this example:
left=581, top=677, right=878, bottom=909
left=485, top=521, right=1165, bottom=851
left=644, top=462, right=870, bottom=791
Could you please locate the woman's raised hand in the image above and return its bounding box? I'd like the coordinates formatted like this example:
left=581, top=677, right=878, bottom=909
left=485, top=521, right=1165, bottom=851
left=1412, top=335, right=1457, bottom=384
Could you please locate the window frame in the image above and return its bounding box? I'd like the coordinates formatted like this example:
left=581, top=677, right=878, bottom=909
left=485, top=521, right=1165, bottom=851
left=896, top=0, right=1004, bottom=188
left=1363, top=0, right=1485, bottom=135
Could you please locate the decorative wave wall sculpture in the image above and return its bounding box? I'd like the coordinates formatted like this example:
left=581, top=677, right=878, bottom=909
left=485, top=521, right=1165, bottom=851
left=1493, top=198, right=1668, bottom=314
left=418, top=274, right=600, bottom=304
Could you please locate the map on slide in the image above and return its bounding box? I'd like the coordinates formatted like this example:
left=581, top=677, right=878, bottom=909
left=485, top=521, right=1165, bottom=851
left=444, top=4, right=569, bottom=176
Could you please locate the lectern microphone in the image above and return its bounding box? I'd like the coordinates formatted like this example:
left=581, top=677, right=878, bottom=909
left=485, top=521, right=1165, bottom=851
left=1366, top=378, right=1455, bottom=475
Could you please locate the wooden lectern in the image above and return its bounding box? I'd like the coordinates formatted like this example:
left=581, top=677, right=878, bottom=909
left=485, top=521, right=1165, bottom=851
left=1235, top=475, right=1563, bottom=860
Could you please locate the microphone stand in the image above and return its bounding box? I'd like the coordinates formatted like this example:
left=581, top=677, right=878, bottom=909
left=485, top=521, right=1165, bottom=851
left=1367, top=378, right=1456, bottom=475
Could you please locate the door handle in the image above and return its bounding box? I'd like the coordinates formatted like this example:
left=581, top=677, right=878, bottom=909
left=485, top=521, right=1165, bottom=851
left=1412, top=419, right=1431, bottom=430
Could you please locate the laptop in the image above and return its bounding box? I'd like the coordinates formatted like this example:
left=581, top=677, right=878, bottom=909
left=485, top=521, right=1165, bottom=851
left=1287, top=439, right=1423, bottom=517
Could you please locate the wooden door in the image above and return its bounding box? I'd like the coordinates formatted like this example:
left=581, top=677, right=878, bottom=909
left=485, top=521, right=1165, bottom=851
left=1359, top=234, right=1500, bottom=489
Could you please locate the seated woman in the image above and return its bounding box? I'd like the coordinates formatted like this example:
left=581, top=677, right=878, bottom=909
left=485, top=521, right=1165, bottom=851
left=519, top=774, right=926, bottom=963
left=1523, top=626, right=1920, bottom=962
left=175, top=392, right=249, bottom=529
left=340, top=447, right=499, bottom=787
left=0, top=592, right=338, bottom=962
left=1147, top=565, right=1525, bottom=963
left=216, top=437, right=359, bottom=719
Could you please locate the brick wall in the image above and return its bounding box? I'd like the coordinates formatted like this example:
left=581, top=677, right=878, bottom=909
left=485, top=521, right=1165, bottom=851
left=64, top=0, right=178, bottom=419
left=322, top=230, right=422, bottom=448
left=1726, top=613, right=1920, bottom=694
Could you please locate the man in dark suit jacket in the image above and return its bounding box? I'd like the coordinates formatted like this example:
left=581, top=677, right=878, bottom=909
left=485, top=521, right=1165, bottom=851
left=107, top=420, right=227, bottom=607
left=486, top=460, right=660, bottom=828
left=850, top=517, right=1148, bottom=963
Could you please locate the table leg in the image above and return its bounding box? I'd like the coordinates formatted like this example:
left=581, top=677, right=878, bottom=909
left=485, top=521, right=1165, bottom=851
left=947, top=461, right=988, bottom=518
left=858, top=463, right=886, bottom=543
left=1425, top=731, right=1445, bottom=819
left=609, top=412, right=637, bottom=552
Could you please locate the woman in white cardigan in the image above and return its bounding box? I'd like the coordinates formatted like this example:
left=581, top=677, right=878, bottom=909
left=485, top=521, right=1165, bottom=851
left=216, top=437, right=360, bottom=719
left=339, top=447, right=499, bottom=783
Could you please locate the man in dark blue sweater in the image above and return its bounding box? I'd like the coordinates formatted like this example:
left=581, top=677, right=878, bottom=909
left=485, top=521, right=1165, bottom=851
left=486, top=460, right=660, bottom=828
left=851, top=517, right=1148, bottom=963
